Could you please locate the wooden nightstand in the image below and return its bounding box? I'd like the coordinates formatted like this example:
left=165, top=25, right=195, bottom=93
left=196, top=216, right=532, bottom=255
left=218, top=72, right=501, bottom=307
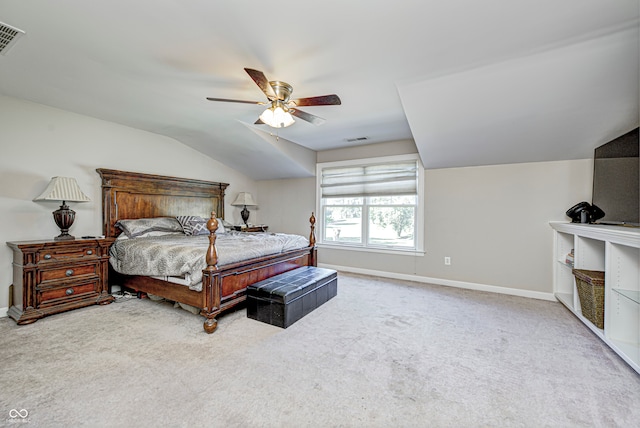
left=6, top=237, right=115, bottom=325
left=233, top=225, right=269, bottom=232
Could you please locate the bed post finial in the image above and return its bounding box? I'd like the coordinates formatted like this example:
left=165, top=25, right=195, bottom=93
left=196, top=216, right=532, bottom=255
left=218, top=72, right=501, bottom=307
left=205, top=211, right=219, bottom=270
left=309, top=212, right=316, bottom=247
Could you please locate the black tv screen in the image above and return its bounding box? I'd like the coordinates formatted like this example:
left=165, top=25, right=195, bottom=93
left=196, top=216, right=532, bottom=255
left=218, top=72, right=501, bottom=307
left=592, top=127, right=639, bottom=226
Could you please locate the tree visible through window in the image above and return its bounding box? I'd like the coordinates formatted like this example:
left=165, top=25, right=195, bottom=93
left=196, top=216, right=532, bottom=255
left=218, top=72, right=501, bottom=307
left=317, top=155, right=422, bottom=251
left=369, top=196, right=415, bottom=247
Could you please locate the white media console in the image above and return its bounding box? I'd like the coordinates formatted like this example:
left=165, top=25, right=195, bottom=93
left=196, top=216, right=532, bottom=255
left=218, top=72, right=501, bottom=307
left=550, top=222, right=640, bottom=374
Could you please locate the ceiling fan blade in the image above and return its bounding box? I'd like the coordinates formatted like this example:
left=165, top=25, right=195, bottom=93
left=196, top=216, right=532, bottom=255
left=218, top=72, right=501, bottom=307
left=206, top=97, right=265, bottom=105
left=244, top=68, right=277, bottom=100
left=289, top=94, right=341, bottom=107
left=290, top=108, right=326, bottom=126
left=254, top=117, right=264, bottom=125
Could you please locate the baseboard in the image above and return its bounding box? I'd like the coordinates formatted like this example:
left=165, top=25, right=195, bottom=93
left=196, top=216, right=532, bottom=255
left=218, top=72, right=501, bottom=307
left=0, top=307, right=7, bottom=318
left=318, top=263, right=556, bottom=301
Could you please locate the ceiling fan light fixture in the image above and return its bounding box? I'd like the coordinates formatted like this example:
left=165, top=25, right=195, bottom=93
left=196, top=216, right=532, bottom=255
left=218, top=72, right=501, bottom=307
left=259, top=101, right=295, bottom=128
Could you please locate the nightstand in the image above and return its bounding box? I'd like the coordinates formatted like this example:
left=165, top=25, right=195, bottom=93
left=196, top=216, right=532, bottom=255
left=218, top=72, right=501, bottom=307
left=6, top=237, right=115, bottom=325
left=233, top=225, right=269, bottom=232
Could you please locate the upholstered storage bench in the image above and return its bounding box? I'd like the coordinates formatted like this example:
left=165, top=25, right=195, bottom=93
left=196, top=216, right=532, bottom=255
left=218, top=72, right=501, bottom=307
left=246, top=266, right=337, bottom=328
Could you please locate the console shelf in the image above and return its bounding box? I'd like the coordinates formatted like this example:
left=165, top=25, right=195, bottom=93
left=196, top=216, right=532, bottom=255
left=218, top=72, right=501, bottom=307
left=550, top=222, right=640, bottom=374
left=613, top=288, right=640, bottom=305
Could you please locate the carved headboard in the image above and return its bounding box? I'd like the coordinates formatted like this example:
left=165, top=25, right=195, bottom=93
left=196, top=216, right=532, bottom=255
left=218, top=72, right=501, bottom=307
left=97, top=169, right=228, bottom=238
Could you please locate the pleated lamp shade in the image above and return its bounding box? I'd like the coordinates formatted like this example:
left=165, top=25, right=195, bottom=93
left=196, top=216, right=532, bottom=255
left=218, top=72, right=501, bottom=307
left=231, top=192, right=256, bottom=207
left=33, top=177, right=91, bottom=203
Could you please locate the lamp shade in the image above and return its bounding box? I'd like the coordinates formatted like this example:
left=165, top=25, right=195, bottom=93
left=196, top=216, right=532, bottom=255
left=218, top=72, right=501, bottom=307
left=34, top=177, right=91, bottom=203
left=231, top=192, right=256, bottom=207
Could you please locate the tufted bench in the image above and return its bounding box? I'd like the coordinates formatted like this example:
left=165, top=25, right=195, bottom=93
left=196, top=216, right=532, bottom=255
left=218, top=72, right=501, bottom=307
left=246, top=266, right=338, bottom=328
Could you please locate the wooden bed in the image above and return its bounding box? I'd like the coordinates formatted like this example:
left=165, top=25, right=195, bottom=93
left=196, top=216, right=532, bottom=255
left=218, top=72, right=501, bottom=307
left=97, top=168, right=317, bottom=333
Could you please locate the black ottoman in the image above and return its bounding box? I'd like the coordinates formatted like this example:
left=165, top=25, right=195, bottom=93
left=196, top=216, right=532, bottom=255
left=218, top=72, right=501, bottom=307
left=246, top=266, right=337, bottom=328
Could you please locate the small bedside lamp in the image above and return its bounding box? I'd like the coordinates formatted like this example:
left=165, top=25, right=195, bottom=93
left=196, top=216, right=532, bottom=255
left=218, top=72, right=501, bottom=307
left=34, top=176, right=91, bottom=241
left=231, top=192, right=257, bottom=226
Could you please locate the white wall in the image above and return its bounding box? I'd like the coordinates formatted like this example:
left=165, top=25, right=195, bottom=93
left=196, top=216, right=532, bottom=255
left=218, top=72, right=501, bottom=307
left=259, top=141, right=593, bottom=298
left=318, top=139, right=418, bottom=163
left=257, top=177, right=317, bottom=238
left=0, top=95, right=258, bottom=311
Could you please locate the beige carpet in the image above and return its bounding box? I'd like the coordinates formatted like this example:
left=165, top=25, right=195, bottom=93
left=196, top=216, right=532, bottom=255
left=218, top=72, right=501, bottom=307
left=1, top=272, right=638, bottom=427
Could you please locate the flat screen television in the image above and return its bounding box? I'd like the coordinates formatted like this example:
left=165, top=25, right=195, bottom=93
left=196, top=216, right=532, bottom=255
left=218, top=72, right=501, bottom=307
left=592, top=127, right=639, bottom=227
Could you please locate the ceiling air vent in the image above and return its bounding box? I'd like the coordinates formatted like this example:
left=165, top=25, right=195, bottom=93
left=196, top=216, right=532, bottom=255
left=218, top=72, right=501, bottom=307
left=345, top=137, right=369, bottom=143
left=0, top=21, right=25, bottom=56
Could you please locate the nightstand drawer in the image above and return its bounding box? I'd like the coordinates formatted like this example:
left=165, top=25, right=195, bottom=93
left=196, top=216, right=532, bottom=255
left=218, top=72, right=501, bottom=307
left=37, top=245, right=99, bottom=264
left=38, top=280, right=99, bottom=305
left=39, top=262, right=99, bottom=282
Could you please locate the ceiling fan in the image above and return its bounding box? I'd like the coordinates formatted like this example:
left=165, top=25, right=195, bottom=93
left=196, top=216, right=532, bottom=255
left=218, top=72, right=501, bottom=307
left=206, top=68, right=341, bottom=128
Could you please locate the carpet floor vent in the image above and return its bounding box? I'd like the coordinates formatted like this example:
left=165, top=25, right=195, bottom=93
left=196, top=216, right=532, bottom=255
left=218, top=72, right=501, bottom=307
left=0, top=21, right=25, bottom=56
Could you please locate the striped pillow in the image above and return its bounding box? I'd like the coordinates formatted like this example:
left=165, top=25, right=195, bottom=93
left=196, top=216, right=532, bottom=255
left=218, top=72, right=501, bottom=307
left=176, top=215, right=225, bottom=235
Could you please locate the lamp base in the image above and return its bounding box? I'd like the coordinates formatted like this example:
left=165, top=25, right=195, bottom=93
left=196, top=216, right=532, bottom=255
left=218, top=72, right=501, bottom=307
left=54, top=233, right=75, bottom=241
left=53, top=203, right=76, bottom=241
left=241, top=206, right=250, bottom=226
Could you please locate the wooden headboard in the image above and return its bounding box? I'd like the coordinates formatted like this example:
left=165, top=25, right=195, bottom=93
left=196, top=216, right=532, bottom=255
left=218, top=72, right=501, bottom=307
left=97, top=169, right=228, bottom=238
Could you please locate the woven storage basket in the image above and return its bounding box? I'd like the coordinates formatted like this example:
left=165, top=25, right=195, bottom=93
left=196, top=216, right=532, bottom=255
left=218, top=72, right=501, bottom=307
left=572, top=269, right=605, bottom=329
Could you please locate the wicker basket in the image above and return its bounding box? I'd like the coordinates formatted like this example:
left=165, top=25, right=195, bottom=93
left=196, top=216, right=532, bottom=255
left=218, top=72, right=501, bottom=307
left=572, top=269, right=605, bottom=329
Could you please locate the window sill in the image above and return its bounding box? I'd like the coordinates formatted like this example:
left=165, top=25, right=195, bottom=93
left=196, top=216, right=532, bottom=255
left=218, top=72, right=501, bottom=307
left=317, top=242, right=425, bottom=257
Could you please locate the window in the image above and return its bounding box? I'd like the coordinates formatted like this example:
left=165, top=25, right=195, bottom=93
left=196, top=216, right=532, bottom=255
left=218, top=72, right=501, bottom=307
left=316, top=154, right=423, bottom=253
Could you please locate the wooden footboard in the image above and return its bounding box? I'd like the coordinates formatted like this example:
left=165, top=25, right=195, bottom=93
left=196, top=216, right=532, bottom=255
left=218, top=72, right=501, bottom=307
left=98, top=168, right=317, bottom=334
left=199, top=212, right=316, bottom=333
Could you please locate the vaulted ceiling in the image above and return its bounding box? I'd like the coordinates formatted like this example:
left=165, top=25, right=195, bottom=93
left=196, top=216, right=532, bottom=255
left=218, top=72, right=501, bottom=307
left=1, top=1, right=637, bottom=179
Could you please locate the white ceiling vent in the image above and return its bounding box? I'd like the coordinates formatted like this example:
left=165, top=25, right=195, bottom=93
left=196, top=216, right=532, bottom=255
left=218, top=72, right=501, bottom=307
left=345, top=137, right=369, bottom=143
left=0, top=21, right=25, bottom=56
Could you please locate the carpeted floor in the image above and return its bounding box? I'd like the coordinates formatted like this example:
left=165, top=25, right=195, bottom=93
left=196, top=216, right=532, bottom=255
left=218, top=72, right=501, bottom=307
left=1, top=272, right=638, bottom=427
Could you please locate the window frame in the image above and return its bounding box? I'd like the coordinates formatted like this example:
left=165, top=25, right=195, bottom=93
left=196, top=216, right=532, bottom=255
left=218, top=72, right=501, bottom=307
left=316, top=154, right=424, bottom=254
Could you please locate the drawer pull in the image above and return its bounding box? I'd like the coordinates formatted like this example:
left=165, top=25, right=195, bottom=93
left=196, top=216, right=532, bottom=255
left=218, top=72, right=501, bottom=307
left=86, top=250, right=93, bottom=255
left=65, top=269, right=74, bottom=277
left=65, top=288, right=74, bottom=296
left=44, top=254, right=52, bottom=260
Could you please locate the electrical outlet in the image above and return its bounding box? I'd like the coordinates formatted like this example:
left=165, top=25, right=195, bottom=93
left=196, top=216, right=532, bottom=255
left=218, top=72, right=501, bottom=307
left=444, top=257, right=451, bottom=265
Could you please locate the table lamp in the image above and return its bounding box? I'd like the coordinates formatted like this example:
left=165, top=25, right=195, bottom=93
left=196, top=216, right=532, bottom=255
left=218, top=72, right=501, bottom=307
left=34, top=176, right=91, bottom=240
left=231, top=192, right=257, bottom=226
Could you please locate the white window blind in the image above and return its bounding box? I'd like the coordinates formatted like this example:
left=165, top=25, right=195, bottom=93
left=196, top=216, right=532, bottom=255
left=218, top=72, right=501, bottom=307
left=320, top=160, right=418, bottom=198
